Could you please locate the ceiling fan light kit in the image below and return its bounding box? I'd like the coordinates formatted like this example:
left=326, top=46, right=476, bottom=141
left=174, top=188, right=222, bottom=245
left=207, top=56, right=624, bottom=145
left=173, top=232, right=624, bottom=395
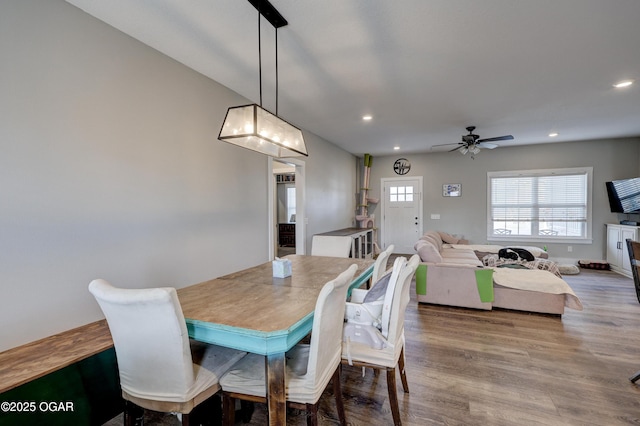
left=218, top=0, right=308, bottom=158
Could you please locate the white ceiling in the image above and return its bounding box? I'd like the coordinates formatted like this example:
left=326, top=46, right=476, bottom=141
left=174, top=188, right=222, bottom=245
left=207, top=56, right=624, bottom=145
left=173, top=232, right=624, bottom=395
left=65, top=0, right=640, bottom=156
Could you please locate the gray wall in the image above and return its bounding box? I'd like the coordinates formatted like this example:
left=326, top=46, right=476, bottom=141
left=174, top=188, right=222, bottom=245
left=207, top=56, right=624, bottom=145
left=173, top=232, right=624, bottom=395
left=368, top=138, right=640, bottom=261
left=0, top=0, right=356, bottom=351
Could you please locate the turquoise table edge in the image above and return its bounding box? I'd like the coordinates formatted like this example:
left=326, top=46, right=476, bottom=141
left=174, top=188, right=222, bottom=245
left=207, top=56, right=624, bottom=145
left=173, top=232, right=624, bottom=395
left=185, top=262, right=373, bottom=355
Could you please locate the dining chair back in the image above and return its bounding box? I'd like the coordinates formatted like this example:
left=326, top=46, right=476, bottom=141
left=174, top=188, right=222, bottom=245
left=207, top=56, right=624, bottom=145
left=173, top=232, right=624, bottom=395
left=219, top=264, right=358, bottom=425
left=305, top=264, right=357, bottom=390
left=626, top=239, right=640, bottom=304
left=311, top=235, right=352, bottom=258
left=341, top=254, right=420, bottom=426
left=625, top=239, right=640, bottom=383
left=372, top=244, right=394, bottom=285
left=88, top=279, right=246, bottom=425
left=385, top=255, right=420, bottom=347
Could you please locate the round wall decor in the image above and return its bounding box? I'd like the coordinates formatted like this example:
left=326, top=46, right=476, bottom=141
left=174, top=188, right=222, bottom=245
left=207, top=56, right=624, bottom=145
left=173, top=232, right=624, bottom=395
left=393, top=158, right=411, bottom=175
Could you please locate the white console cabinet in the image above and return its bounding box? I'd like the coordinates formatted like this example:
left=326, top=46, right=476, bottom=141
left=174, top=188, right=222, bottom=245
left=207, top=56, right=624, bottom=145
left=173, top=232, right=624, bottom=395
left=606, top=224, right=640, bottom=278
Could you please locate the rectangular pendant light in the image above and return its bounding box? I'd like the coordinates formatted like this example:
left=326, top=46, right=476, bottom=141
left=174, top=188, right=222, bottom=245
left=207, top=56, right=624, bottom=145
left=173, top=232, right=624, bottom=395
left=218, top=0, right=307, bottom=158
left=219, top=104, right=308, bottom=157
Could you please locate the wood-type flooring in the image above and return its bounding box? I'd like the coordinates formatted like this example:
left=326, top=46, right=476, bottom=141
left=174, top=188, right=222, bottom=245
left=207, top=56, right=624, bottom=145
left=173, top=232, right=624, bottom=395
left=105, top=265, right=640, bottom=425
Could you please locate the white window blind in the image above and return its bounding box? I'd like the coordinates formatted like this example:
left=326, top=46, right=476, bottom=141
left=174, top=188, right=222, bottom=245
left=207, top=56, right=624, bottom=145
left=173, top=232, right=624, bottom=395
left=488, top=168, right=592, bottom=241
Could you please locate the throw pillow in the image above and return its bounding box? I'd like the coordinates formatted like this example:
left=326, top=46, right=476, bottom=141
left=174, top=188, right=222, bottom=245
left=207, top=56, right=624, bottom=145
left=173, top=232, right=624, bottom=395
left=438, top=231, right=460, bottom=244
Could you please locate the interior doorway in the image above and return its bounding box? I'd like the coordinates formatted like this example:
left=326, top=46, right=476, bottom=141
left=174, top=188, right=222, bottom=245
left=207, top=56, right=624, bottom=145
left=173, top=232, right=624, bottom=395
left=268, top=158, right=306, bottom=259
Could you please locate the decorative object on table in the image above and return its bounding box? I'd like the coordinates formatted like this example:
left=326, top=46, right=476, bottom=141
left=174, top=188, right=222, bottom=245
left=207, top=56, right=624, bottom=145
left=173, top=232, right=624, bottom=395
left=442, top=183, right=461, bottom=197
left=272, top=257, right=292, bottom=278
left=218, top=0, right=307, bottom=158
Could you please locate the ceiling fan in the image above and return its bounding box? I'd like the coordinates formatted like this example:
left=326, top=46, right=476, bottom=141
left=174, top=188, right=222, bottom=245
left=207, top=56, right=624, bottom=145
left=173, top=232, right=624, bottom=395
left=432, top=126, right=514, bottom=157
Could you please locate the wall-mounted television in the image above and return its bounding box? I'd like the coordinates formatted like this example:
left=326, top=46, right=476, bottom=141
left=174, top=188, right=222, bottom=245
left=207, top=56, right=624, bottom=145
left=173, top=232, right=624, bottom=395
left=606, top=177, right=640, bottom=213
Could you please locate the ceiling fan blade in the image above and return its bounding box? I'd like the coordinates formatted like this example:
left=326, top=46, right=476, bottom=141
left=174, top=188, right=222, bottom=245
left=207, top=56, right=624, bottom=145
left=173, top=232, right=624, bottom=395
left=477, top=135, right=514, bottom=143
left=477, top=142, right=498, bottom=149
left=431, top=142, right=462, bottom=150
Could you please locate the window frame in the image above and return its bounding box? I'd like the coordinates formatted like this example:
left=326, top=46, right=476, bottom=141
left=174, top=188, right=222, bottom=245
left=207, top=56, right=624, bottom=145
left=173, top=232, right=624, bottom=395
left=389, top=185, right=414, bottom=203
left=486, top=167, right=593, bottom=244
left=286, top=185, right=296, bottom=223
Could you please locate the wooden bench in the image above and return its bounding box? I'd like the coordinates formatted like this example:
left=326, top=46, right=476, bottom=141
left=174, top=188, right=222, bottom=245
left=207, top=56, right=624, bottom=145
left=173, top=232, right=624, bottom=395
left=0, top=320, right=122, bottom=425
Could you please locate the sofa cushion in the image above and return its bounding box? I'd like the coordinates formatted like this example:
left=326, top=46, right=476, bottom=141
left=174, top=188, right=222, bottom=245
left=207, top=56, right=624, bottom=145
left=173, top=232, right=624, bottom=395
left=415, top=240, right=443, bottom=263
left=441, top=248, right=478, bottom=259
left=421, top=231, right=443, bottom=251
left=439, top=257, right=483, bottom=266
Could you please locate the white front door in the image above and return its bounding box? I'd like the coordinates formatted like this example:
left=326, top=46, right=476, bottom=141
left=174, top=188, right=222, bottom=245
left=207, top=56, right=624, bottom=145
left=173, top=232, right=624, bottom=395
left=381, top=177, right=423, bottom=254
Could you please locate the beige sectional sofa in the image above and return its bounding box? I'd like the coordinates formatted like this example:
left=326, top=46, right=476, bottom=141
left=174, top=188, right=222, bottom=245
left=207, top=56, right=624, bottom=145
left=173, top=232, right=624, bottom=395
left=414, top=231, right=494, bottom=310
left=414, top=231, right=582, bottom=315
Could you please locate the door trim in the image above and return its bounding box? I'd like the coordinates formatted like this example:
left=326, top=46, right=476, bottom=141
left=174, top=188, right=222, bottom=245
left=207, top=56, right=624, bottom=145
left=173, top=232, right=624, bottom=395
left=380, top=176, right=423, bottom=252
left=268, top=158, right=306, bottom=260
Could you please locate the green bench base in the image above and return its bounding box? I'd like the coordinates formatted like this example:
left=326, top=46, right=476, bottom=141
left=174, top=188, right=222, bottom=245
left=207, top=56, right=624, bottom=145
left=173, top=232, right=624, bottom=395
left=0, top=348, right=121, bottom=426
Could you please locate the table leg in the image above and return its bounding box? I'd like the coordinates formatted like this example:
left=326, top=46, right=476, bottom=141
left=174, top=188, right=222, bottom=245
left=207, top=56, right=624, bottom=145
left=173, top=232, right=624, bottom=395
left=266, top=352, right=286, bottom=425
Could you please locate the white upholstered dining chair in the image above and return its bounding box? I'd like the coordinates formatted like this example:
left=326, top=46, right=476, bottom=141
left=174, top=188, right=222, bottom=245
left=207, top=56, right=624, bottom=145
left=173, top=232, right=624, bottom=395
left=626, top=239, right=640, bottom=383
left=219, top=264, right=358, bottom=426
left=341, top=254, right=420, bottom=426
left=371, top=244, right=395, bottom=286
left=311, top=235, right=352, bottom=258
left=88, top=279, right=246, bottom=426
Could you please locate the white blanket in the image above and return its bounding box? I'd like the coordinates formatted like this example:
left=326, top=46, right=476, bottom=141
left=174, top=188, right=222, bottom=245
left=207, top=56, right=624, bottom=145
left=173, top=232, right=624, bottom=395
left=492, top=268, right=583, bottom=311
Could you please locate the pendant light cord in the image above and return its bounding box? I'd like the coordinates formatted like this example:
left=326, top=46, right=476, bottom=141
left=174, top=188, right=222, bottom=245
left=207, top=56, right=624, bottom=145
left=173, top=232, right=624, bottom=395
left=275, top=27, right=279, bottom=115
left=257, top=9, right=280, bottom=114
left=258, top=12, right=262, bottom=107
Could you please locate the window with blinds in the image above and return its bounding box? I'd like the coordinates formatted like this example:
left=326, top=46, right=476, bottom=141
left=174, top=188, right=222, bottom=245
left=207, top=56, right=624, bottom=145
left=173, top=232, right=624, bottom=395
left=487, top=167, right=592, bottom=241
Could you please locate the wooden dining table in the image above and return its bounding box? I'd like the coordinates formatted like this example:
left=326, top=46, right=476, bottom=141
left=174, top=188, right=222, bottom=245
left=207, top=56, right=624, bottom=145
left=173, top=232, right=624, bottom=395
left=177, top=254, right=374, bottom=425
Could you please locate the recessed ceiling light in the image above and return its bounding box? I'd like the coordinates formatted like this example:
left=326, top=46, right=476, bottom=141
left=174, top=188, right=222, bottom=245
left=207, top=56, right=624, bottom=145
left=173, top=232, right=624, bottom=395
left=393, top=146, right=400, bottom=150
left=549, top=132, right=559, bottom=137
left=613, top=80, right=634, bottom=88
left=362, top=115, right=373, bottom=121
